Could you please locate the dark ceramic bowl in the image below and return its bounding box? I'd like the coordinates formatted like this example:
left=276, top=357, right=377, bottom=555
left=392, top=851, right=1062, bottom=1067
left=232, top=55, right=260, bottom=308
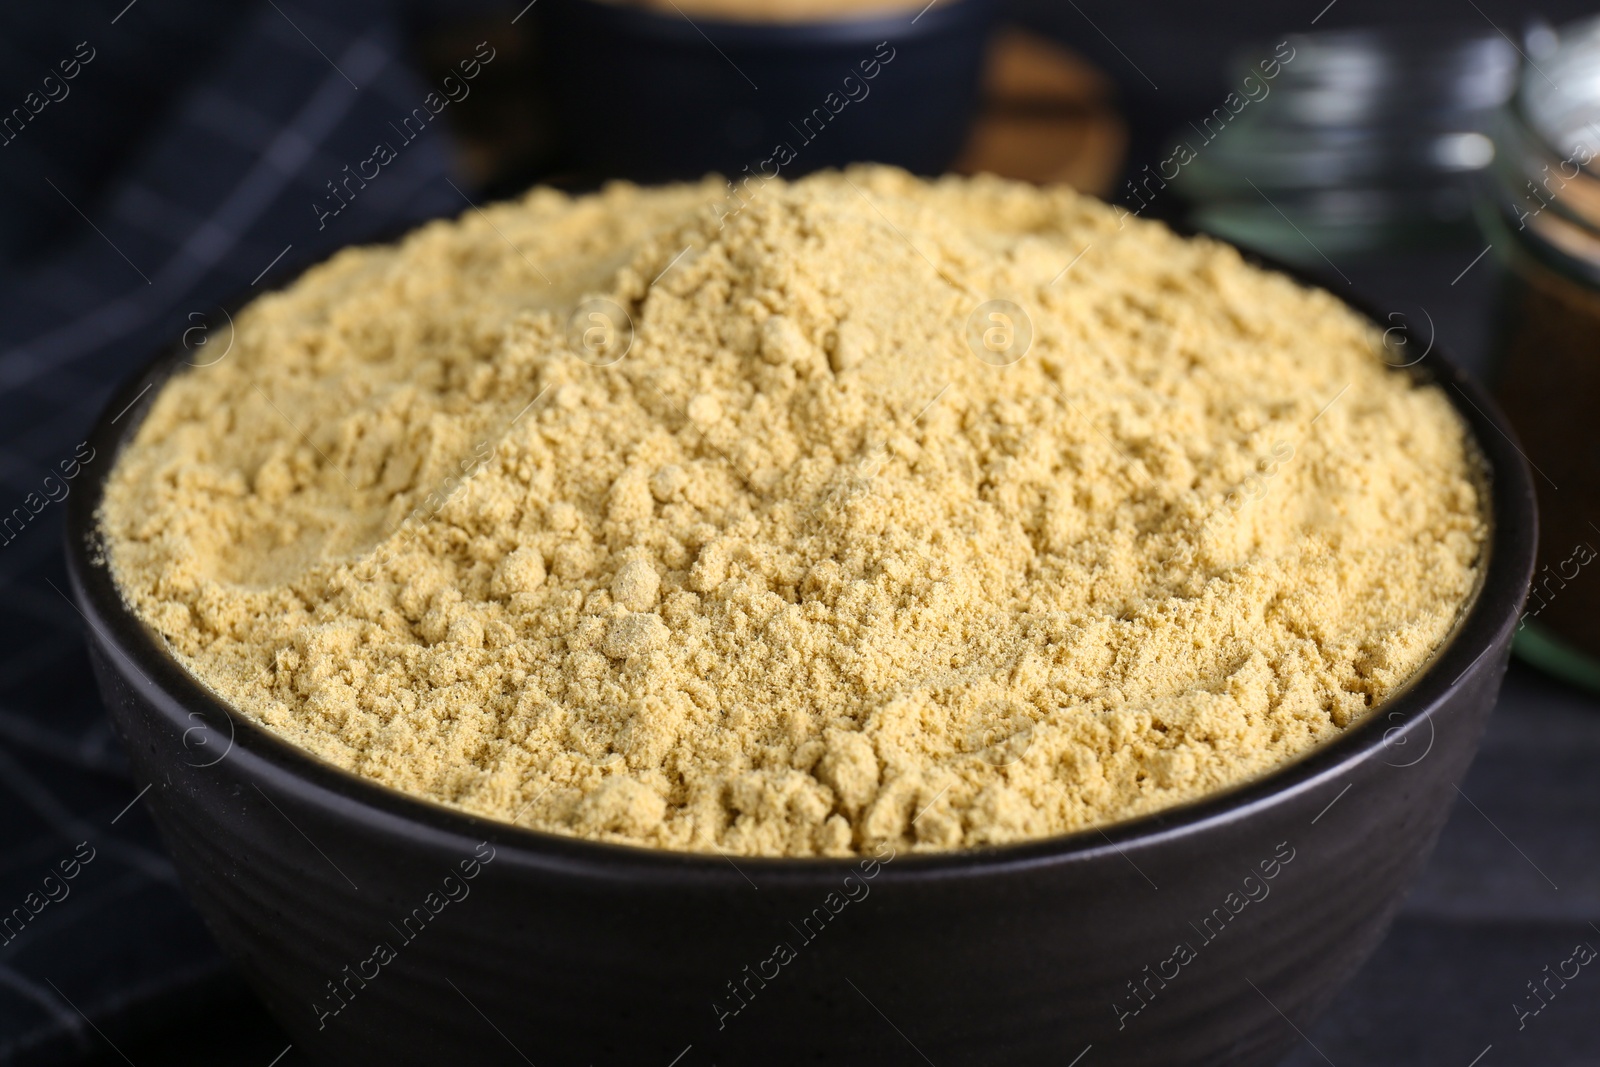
left=67, top=273, right=1535, bottom=1066
left=539, top=0, right=996, bottom=182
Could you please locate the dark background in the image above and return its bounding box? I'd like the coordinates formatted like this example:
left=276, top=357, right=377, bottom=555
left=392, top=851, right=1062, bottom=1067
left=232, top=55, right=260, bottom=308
left=0, top=1, right=1596, bottom=1063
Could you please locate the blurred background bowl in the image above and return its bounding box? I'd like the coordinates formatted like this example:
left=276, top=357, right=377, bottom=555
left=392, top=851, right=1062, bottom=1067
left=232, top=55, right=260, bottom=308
left=538, top=0, right=997, bottom=183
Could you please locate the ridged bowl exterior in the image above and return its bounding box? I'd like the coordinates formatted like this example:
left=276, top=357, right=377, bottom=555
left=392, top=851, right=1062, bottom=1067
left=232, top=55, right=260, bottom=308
left=67, top=304, right=1536, bottom=1066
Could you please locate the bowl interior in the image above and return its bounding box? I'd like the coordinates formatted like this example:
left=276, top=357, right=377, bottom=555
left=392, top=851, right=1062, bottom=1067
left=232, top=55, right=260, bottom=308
left=64, top=240, right=1538, bottom=881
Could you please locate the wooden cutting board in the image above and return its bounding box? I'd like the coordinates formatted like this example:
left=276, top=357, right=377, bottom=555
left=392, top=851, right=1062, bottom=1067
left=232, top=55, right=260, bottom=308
left=953, top=28, right=1127, bottom=194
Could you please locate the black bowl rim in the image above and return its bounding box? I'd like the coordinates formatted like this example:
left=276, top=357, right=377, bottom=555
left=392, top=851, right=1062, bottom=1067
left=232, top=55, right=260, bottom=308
left=64, top=222, right=1538, bottom=887
left=548, top=0, right=995, bottom=46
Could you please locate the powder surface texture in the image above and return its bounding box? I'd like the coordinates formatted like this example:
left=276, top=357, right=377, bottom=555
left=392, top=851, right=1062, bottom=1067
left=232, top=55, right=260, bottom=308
left=101, top=167, right=1485, bottom=857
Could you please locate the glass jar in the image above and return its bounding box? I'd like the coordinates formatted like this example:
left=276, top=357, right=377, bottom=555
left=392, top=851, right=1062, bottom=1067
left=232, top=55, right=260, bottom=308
left=1486, top=15, right=1600, bottom=691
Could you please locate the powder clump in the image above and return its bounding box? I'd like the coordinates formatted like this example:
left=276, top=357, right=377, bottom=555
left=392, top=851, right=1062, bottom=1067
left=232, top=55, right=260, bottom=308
left=100, top=167, right=1485, bottom=856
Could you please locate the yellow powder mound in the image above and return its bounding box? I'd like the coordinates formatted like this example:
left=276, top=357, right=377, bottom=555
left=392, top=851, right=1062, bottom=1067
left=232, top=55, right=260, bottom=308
left=101, top=167, right=1485, bottom=857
